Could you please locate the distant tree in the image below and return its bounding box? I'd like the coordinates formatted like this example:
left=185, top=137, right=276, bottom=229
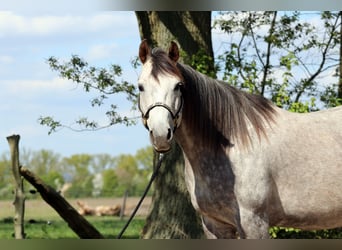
left=135, top=146, right=153, bottom=171
left=113, top=154, right=139, bottom=196
left=0, top=153, right=13, bottom=199
left=62, top=154, right=93, bottom=197
left=21, top=149, right=64, bottom=189
left=101, top=169, right=118, bottom=197
left=90, top=153, right=117, bottom=196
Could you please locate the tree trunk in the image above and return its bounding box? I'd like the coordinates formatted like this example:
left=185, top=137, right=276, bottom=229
left=135, top=11, right=214, bottom=239
left=141, top=143, right=203, bottom=238
left=136, top=11, right=214, bottom=72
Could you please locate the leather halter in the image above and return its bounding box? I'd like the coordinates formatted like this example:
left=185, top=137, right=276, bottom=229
left=138, top=95, right=184, bottom=133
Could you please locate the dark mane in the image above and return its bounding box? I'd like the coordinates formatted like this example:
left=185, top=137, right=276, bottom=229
left=177, top=63, right=276, bottom=152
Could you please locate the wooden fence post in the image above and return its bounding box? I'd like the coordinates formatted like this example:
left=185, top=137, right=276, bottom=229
left=7, top=134, right=25, bottom=239
left=120, top=190, right=128, bottom=220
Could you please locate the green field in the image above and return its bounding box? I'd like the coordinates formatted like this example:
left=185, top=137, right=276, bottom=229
left=0, top=198, right=148, bottom=239
left=1, top=216, right=145, bottom=239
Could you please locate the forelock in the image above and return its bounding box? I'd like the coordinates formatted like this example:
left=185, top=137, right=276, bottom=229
left=150, top=48, right=183, bottom=81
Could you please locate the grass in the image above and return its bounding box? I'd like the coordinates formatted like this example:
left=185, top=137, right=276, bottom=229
left=1, top=216, right=145, bottom=239
left=89, top=216, right=146, bottom=239
left=0, top=198, right=147, bottom=239
left=3, top=198, right=342, bottom=239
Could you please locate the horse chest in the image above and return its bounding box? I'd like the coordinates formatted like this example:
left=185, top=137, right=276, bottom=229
left=184, top=156, right=237, bottom=217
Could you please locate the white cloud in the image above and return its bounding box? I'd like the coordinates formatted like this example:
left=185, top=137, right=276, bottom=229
left=0, top=55, right=14, bottom=64
left=1, top=77, right=74, bottom=97
left=3, top=124, right=45, bottom=140
left=0, top=0, right=101, bottom=14
left=0, top=11, right=136, bottom=38
left=87, top=43, right=119, bottom=61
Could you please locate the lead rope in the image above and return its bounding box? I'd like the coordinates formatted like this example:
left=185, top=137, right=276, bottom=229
left=117, top=153, right=164, bottom=239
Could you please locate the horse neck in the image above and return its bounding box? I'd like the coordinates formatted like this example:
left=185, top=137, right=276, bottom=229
left=175, top=120, right=229, bottom=167
left=175, top=63, right=277, bottom=165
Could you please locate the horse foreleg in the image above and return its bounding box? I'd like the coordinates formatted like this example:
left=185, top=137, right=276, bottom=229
left=201, top=216, right=239, bottom=239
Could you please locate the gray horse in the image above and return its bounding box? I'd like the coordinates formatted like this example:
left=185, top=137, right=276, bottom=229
left=137, top=39, right=342, bottom=238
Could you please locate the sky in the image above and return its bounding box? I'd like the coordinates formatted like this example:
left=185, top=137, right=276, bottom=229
left=0, top=10, right=150, bottom=157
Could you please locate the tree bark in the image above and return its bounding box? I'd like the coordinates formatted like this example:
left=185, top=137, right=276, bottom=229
left=261, top=11, right=277, bottom=96
left=20, top=167, right=104, bottom=239
left=136, top=11, right=214, bottom=71
left=141, top=143, right=203, bottom=238
left=135, top=11, right=214, bottom=239
left=7, top=134, right=25, bottom=239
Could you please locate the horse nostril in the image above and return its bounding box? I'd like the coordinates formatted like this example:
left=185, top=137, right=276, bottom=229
left=167, top=128, right=172, bottom=141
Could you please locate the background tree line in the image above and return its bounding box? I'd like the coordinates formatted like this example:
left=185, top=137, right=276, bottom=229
left=0, top=146, right=154, bottom=200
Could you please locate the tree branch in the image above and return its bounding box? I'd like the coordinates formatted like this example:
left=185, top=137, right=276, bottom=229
left=261, top=11, right=277, bottom=96
left=295, top=13, right=340, bottom=102
left=236, top=33, right=248, bottom=82
left=249, top=13, right=266, bottom=69
left=39, top=115, right=140, bottom=135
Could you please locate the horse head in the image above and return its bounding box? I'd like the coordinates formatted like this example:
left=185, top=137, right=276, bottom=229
left=138, top=40, right=184, bottom=153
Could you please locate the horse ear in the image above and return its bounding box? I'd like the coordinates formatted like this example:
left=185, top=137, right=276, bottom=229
left=139, top=39, right=150, bottom=64
left=168, top=41, right=179, bottom=63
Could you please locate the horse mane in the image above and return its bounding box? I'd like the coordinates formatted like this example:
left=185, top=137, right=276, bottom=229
left=177, top=63, right=276, bottom=152
left=149, top=47, right=276, bottom=152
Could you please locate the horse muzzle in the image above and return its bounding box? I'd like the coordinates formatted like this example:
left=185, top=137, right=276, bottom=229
left=139, top=97, right=183, bottom=153
left=149, top=126, right=173, bottom=153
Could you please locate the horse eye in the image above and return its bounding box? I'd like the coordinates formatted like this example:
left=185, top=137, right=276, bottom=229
left=138, top=84, right=144, bottom=92
left=174, top=82, right=183, bottom=91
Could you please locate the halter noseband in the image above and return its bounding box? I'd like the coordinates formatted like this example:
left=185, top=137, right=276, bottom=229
left=138, top=95, right=184, bottom=133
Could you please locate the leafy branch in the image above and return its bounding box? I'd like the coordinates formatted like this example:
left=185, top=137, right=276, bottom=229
left=215, top=11, right=342, bottom=111
left=39, top=56, right=138, bottom=134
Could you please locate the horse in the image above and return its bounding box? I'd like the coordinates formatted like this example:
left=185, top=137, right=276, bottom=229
left=137, top=39, right=342, bottom=239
